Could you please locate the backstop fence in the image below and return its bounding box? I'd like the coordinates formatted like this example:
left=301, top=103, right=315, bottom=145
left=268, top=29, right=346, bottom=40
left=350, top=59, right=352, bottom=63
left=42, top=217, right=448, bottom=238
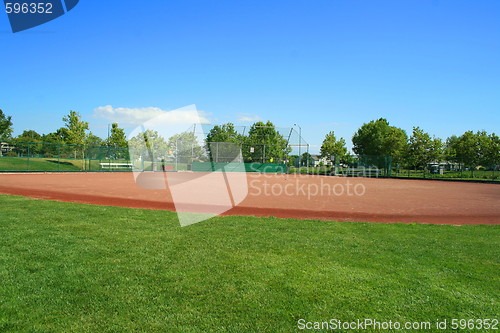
left=126, top=123, right=310, bottom=173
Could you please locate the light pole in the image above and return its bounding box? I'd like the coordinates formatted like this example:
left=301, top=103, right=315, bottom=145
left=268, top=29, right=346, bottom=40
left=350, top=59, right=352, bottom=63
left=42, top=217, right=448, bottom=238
left=294, top=124, right=301, bottom=168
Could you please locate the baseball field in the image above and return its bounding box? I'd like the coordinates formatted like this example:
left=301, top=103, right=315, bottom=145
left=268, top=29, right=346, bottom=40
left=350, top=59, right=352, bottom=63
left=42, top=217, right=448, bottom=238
left=0, top=172, right=498, bottom=332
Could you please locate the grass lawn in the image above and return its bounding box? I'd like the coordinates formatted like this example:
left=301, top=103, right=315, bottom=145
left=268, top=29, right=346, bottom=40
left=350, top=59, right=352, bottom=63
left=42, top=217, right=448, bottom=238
left=0, top=157, right=188, bottom=172
left=0, top=195, right=498, bottom=332
left=0, top=157, right=81, bottom=172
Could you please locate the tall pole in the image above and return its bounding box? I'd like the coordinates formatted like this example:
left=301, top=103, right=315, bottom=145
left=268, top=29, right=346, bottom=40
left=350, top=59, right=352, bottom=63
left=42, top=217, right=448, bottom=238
left=294, top=124, right=302, bottom=167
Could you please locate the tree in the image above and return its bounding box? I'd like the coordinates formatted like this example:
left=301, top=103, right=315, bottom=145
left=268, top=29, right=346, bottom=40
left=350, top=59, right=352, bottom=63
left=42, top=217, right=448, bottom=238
left=444, top=135, right=458, bottom=162
left=0, top=109, right=13, bottom=140
left=287, top=155, right=299, bottom=167
left=14, top=130, right=44, bottom=156
left=452, top=131, right=480, bottom=169
left=449, top=131, right=489, bottom=171
left=484, top=133, right=500, bottom=168
left=168, top=131, right=205, bottom=162
left=103, top=123, right=129, bottom=159
left=106, top=123, right=128, bottom=148
left=244, top=121, right=290, bottom=163
left=62, top=110, right=90, bottom=160
left=205, top=123, right=244, bottom=162
left=42, top=128, right=69, bottom=143
left=352, top=118, right=407, bottom=162
left=447, top=131, right=499, bottom=172
left=39, top=128, right=69, bottom=157
left=300, top=152, right=314, bottom=167
left=405, top=127, right=442, bottom=170
left=128, top=129, right=169, bottom=162
left=205, top=123, right=243, bottom=144
left=16, top=130, right=42, bottom=142
left=320, top=131, right=348, bottom=163
left=86, top=133, right=104, bottom=146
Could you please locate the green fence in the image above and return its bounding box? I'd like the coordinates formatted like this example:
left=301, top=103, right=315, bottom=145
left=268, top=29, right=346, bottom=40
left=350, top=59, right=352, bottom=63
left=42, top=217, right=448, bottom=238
left=0, top=141, right=288, bottom=173
left=391, top=166, right=499, bottom=181
left=0, top=141, right=131, bottom=172
left=2, top=140, right=497, bottom=180
left=289, top=154, right=498, bottom=181
left=192, top=162, right=287, bottom=173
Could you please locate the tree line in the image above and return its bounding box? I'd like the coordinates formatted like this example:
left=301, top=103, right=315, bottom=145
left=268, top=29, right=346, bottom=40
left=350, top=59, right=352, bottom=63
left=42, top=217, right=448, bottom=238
left=0, top=109, right=498, bottom=169
left=320, top=118, right=499, bottom=170
left=0, top=109, right=128, bottom=157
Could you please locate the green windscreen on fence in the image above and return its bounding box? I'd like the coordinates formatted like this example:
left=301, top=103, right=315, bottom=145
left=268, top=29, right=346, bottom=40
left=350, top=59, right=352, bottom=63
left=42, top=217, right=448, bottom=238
left=192, top=162, right=287, bottom=173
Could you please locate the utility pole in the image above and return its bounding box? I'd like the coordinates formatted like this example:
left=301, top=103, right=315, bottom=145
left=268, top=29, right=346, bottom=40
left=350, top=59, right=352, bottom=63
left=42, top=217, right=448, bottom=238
left=294, top=124, right=302, bottom=167
left=107, top=124, right=111, bottom=145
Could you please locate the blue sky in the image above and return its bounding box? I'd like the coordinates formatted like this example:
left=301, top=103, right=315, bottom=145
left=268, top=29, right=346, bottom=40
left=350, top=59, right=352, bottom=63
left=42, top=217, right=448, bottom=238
left=1, top=0, right=499, bottom=152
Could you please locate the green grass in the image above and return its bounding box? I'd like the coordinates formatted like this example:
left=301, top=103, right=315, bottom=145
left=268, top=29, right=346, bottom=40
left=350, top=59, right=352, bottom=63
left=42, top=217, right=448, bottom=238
left=0, top=157, right=82, bottom=172
left=0, top=157, right=189, bottom=172
left=393, top=169, right=499, bottom=181
left=0, top=195, right=498, bottom=332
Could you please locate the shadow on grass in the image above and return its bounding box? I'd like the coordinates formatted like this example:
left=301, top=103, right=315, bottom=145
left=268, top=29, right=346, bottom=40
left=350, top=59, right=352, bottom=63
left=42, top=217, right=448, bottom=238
left=46, top=160, right=74, bottom=166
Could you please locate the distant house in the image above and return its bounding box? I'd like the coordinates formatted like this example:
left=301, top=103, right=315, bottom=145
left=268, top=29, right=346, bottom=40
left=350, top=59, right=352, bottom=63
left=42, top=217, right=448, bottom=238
left=312, top=155, right=333, bottom=167
left=0, top=142, right=15, bottom=157
left=427, top=161, right=460, bottom=173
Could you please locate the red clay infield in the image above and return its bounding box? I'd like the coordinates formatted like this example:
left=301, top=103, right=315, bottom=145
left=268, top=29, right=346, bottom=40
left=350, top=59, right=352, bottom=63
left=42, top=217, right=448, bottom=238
left=0, top=172, right=498, bottom=225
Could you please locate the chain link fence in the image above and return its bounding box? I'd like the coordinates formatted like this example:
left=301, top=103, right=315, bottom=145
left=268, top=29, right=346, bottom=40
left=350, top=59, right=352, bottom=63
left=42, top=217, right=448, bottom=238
left=0, top=141, right=131, bottom=172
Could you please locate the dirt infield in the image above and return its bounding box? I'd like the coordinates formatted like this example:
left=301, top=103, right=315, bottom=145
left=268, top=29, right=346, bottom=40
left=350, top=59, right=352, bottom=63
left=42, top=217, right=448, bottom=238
left=0, top=172, right=498, bottom=225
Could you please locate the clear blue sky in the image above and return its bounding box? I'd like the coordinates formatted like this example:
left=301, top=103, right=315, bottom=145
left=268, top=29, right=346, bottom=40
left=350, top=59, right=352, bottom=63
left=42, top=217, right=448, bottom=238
left=1, top=0, right=499, bottom=152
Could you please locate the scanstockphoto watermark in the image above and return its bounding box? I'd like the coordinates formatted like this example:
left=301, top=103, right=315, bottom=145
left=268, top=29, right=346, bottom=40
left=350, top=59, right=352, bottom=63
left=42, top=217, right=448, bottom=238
left=249, top=178, right=366, bottom=200
left=4, top=0, right=80, bottom=33
left=297, top=318, right=499, bottom=331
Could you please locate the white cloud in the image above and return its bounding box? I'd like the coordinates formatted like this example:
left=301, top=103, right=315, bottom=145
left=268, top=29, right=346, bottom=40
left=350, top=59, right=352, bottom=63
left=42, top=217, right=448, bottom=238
left=237, top=113, right=262, bottom=122
left=93, top=105, right=210, bottom=126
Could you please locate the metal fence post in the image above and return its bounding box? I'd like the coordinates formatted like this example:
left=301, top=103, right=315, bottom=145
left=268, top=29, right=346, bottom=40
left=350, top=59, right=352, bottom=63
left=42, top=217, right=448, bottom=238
left=58, top=143, right=60, bottom=172
left=27, top=142, right=30, bottom=171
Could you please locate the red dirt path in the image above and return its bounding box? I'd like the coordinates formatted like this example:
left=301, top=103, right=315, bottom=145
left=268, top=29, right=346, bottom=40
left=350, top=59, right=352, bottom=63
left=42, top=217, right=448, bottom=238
left=0, top=172, right=498, bottom=225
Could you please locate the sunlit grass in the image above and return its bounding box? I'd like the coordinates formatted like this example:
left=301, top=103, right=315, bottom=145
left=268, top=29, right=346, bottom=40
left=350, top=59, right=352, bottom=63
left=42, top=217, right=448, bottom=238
left=0, top=195, right=498, bottom=332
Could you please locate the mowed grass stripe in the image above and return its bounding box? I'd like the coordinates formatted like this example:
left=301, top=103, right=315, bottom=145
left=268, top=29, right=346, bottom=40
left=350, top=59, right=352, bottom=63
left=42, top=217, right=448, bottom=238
left=0, top=195, right=498, bottom=332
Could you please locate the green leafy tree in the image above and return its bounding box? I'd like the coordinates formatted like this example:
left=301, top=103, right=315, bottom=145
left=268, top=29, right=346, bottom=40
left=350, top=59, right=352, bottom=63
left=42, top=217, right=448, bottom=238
left=244, top=121, right=290, bottom=163
left=42, top=128, right=69, bottom=143
left=13, top=130, right=43, bottom=156
left=447, top=131, right=500, bottom=172
left=129, top=129, right=169, bottom=162
left=105, top=123, right=129, bottom=159
left=16, top=130, right=42, bottom=142
left=484, top=133, right=500, bottom=168
left=63, top=110, right=89, bottom=146
left=0, top=109, right=13, bottom=140
left=205, top=123, right=243, bottom=143
left=405, top=127, right=442, bottom=169
left=287, top=155, right=298, bottom=167
left=320, top=131, right=348, bottom=163
left=444, top=135, right=458, bottom=162
left=86, top=133, right=104, bottom=146
left=452, top=131, right=480, bottom=169
left=352, top=118, right=407, bottom=163
left=62, top=110, right=90, bottom=162
left=168, top=131, right=205, bottom=162
left=300, top=152, right=314, bottom=167
left=205, top=123, right=244, bottom=162
left=38, top=128, right=69, bottom=157
left=449, top=130, right=494, bottom=172
left=106, top=123, right=128, bottom=148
